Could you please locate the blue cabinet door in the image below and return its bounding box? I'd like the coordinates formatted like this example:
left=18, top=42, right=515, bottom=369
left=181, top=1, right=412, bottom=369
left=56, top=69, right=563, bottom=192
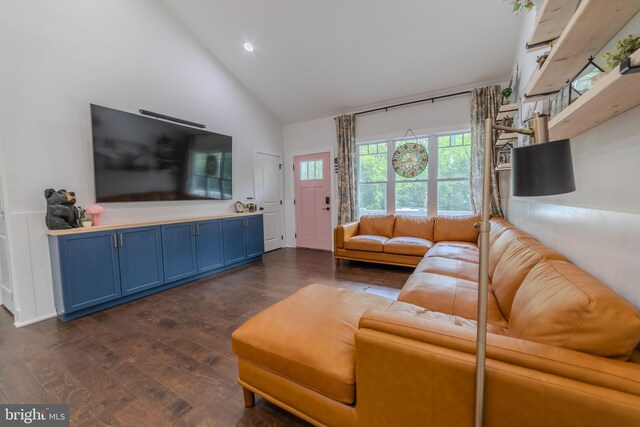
left=118, top=226, right=164, bottom=296
left=196, top=220, right=224, bottom=273
left=59, top=231, right=121, bottom=311
left=161, top=222, right=197, bottom=282
left=223, top=218, right=246, bottom=265
left=245, top=215, right=265, bottom=259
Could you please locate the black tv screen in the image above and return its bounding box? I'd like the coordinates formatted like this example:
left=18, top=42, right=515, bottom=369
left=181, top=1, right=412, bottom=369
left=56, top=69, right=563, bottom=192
left=91, top=104, right=232, bottom=202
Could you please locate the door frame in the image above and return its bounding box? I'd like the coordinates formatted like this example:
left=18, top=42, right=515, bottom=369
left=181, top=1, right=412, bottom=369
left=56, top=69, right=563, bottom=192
left=253, top=148, right=284, bottom=252
left=0, top=136, right=15, bottom=314
left=289, top=146, right=336, bottom=250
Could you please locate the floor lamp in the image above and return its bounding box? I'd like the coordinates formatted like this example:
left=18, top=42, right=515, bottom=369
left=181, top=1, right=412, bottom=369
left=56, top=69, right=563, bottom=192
left=474, top=113, right=576, bottom=427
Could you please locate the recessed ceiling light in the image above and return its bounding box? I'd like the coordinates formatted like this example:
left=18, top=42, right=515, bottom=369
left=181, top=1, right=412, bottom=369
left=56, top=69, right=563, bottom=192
left=243, top=43, right=254, bottom=52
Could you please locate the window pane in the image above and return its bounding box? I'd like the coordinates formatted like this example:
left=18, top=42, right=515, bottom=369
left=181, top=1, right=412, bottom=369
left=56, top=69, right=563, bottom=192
left=300, top=161, right=308, bottom=180
left=359, top=142, right=387, bottom=182
left=437, top=181, right=471, bottom=215
left=358, top=183, right=386, bottom=216
left=315, top=160, right=323, bottom=179
left=438, top=141, right=470, bottom=179
left=395, top=181, right=428, bottom=216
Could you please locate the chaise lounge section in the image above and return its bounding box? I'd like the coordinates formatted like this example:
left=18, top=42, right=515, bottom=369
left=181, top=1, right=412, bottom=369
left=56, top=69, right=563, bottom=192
left=233, top=215, right=640, bottom=426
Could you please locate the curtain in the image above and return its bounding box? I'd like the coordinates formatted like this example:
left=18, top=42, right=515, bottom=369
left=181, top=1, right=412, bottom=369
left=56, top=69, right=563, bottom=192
left=335, top=114, right=357, bottom=224
left=470, top=85, right=504, bottom=217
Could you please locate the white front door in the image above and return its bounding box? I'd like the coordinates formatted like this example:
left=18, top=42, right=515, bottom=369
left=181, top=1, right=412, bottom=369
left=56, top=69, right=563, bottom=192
left=256, top=152, right=283, bottom=252
left=0, top=171, right=14, bottom=313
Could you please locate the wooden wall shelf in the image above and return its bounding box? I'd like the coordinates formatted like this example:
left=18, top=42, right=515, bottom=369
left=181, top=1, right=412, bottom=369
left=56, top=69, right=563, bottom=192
left=525, top=0, right=640, bottom=102
left=526, top=0, right=580, bottom=52
left=548, top=50, right=640, bottom=140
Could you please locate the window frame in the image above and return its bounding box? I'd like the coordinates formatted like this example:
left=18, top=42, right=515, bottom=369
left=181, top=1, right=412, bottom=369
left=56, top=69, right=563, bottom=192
left=356, top=130, right=471, bottom=217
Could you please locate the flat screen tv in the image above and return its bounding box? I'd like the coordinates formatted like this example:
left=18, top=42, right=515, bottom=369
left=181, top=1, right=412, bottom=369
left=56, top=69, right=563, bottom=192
left=91, top=104, right=232, bottom=202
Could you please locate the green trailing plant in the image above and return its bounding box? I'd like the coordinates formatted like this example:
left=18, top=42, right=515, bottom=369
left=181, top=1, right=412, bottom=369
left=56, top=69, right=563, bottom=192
left=601, top=34, right=640, bottom=70
left=500, top=87, right=513, bottom=99
left=77, top=206, right=89, bottom=226
left=510, top=0, right=534, bottom=14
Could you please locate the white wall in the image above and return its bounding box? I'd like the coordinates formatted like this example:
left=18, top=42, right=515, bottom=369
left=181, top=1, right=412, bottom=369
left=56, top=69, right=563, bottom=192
left=282, top=95, right=471, bottom=247
left=0, top=0, right=283, bottom=326
left=506, top=10, right=640, bottom=308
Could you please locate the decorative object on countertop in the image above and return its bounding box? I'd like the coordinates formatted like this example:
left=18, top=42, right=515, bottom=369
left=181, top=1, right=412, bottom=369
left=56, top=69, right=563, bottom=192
left=44, top=189, right=79, bottom=230
left=235, top=201, right=245, bottom=213
left=601, top=34, right=640, bottom=71
left=85, top=204, right=105, bottom=226
left=392, top=129, right=428, bottom=178
left=245, top=203, right=257, bottom=213
left=77, top=206, right=93, bottom=228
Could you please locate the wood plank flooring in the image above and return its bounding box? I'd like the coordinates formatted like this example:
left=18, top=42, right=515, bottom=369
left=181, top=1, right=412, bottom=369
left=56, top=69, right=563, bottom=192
left=0, top=248, right=411, bottom=426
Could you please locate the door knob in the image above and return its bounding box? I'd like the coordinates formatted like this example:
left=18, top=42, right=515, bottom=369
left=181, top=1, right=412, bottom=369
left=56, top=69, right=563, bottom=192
left=259, top=207, right=264, bottom=211
left=323, top=207, right=330, bottom=211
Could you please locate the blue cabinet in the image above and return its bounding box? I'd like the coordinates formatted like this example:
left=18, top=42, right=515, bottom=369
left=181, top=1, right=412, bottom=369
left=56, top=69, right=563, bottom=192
left=118, top=226, right=164, bottom=296
left=196, top=219, right=224, bottom=273
left=223, top=218, right=247, bottom=265
left=161, top=222, right=197, bottom=282
left=49, top=215, right=264, bottom=320
left=246, top=215, right=265, bottom=259
left=57, top=231, right=121, bottom=311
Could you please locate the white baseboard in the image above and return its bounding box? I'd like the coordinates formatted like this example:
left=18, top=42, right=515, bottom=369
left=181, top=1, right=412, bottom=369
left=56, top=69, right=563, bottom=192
left=14, top=312, right=56, bottom=328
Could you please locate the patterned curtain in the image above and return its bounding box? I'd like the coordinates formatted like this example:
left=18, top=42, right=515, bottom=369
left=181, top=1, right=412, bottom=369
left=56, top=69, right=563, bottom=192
left=335, top=114, right=358, bottom=224
left=470, top=85, right=504, bottom=217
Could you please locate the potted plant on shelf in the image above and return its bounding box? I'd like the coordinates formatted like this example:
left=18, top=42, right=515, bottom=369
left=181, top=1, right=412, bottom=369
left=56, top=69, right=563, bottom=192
left=77, top=206, right=92, bottom=228
left=601, top=34, right=640, bottom=71
left=508, top=0, right=534, bottom=14
left=500, top=87, right=513, bottom=105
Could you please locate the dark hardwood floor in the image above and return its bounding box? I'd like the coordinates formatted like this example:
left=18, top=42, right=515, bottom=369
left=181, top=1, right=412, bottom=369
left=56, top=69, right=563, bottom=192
left=0, top=248, right=411, bottom=426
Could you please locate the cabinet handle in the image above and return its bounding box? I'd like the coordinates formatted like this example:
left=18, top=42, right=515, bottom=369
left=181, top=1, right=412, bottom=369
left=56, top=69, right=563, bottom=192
left=196, top=224, right=200, bottom=235
left=192, top=224, right=196, bottom=236
left=112, top=234, right=117, bottom=248
left=119, top=234, right=123, bottom=247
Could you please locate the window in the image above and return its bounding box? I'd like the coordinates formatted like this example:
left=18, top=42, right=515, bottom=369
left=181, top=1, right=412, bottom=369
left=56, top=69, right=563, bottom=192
left=357, top=131, right=471, bottom=218
left=300, top=160, right=324, bottom=180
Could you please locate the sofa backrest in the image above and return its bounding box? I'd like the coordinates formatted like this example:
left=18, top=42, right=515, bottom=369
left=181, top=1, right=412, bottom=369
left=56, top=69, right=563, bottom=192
left=509, top=260, right=640, bottom=360
left=492, top=238, right=565, bottom=319
left=433, top=215, right=480, bottom=243
left=393, top=215, right=434, bottom=241
left=488, top=216, right=514, bottom=245
left=359, top=214, right=396, bottom=238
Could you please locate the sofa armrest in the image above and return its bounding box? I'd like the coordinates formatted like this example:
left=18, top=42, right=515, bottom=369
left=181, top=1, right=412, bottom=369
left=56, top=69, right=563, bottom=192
left=334, top=221, right=359, bottom=250
left=359, top=308, right=640, bottom=396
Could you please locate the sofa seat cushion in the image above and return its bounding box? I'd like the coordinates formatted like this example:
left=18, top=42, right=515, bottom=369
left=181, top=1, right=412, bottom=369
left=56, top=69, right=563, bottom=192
left=232, top=284, right=394, bottom=403
left=393, top=215, right=434, bottom=240
left=398, top=273, right=507, bottom=328
left=425, top=243, right=480, bottom=264
left=359, top=214, right=395, bottom=238
left=344, top=235, right=388, bottom=252
left=509, top=260, right=640, bottom=360
left=414, top=256, right=479, bottom=283
left=383, top=237, right=433, bottom=256
left=385, top=301, right=509, bottom=335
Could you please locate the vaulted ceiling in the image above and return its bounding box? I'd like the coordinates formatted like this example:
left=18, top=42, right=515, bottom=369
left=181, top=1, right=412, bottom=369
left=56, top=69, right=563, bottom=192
left=161, top=0, right=523, bottom=124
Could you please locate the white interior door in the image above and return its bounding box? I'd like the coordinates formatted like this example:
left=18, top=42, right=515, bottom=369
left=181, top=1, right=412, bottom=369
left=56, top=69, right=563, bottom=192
left=0, top=173, right=14, bottom=313
left=256, top=152, right=283, bottom=252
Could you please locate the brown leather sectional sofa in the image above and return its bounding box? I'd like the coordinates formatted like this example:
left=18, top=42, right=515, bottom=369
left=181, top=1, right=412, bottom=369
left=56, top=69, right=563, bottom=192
left=232, top=215, right=640, bottom=426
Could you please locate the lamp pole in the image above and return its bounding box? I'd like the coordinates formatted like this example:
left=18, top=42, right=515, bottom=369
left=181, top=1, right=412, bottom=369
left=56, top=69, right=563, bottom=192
left=474, top=115, right=543, bottom=427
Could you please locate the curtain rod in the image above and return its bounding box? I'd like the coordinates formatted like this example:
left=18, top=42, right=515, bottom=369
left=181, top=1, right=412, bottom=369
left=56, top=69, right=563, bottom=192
left=353, top=90, right=471, bottom=117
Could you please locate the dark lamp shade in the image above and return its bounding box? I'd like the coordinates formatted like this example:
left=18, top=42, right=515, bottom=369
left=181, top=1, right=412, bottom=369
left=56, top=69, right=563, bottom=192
left=512, top=139, right=576, bottom=197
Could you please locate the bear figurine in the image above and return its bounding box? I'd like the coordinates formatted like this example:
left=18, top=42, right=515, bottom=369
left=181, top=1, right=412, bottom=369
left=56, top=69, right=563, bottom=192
left=44, top=189, right=80, bottom=230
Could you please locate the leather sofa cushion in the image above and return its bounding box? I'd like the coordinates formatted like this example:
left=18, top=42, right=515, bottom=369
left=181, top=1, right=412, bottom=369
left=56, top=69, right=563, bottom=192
left=398, top=273, right=507, bottom=328
left=488, top=216, right=515, bottom=245
left=344, top=235, right=388, bottom=252
left=509, top=260, right=640, bottom=360
left=492, top=238, right=565, bottom=319
left=232, top=284, right=394, bottom=403
left=384, top=237, right=433, bottom=257
left=433, top=215, right=481, bottom=243
left=359, top=214, right=395, bottom=238
left=414, top=256, right=479, bottom=283
left=425, top=242, right=479, bottom=264
left=393, top=215, right=434, bottom=240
